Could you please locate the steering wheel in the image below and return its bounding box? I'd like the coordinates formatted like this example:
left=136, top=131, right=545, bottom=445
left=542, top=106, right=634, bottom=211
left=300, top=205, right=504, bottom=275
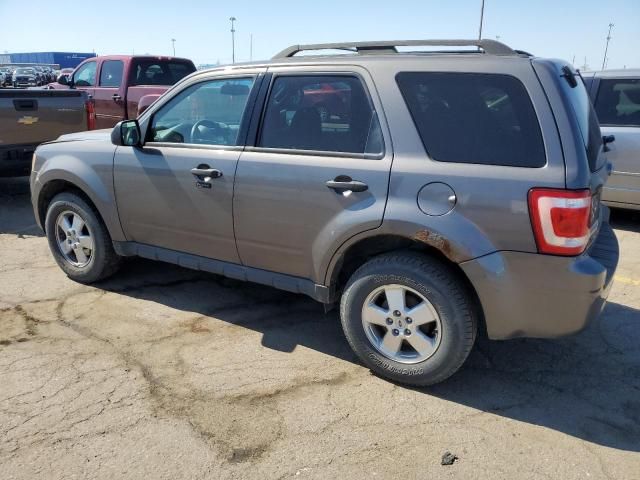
left=190, top=119, right=229, bottom=144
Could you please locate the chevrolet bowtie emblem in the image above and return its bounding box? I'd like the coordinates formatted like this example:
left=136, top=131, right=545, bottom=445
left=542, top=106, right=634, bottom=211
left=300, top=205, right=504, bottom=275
left=18, top=116, right=39, bottom=125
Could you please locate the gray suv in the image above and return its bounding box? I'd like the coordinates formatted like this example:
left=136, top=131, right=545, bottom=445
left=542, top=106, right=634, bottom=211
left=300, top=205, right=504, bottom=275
left=30, top=40, right=619, bottom=386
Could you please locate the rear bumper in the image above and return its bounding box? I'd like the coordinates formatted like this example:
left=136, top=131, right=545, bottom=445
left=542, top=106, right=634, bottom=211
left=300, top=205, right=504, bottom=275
left=460, top=220, right=619, bottom=340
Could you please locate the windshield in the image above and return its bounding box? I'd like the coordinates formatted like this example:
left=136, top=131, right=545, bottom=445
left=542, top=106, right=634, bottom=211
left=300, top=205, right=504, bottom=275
left=15, top=68, right=35, bottom=75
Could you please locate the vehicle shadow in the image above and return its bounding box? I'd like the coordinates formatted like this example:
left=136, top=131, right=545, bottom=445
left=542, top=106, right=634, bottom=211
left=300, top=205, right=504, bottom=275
left=99, top=258, right=640, bottom=453
left=610, top=207, right=640, bottom=233
left=0, top=176, right=43, bottom=237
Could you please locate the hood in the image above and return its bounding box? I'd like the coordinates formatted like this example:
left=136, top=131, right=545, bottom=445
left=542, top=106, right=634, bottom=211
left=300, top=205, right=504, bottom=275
left=53, top=129, right=113, bottom=144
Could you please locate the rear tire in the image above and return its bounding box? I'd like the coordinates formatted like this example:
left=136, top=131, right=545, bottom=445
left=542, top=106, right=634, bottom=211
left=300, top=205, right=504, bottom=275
left=340, top=252, right=477, bottom=386
left=45, top=192, right=122, bottom=283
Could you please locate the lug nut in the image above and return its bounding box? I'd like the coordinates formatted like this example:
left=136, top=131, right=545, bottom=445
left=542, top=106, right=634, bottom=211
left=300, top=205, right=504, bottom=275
left=406, top=317, right=413, bottom=324
left=392, top=329, right=399, bottom=336
left=385, top=318, right=393, bottom=325
left=393, top=310, right=401, bottom=317
left=404, top=329, right=412, bottom=336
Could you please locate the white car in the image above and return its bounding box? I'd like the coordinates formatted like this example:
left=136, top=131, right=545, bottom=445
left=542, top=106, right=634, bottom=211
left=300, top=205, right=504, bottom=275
left=583, top=69, right=640, bottom=210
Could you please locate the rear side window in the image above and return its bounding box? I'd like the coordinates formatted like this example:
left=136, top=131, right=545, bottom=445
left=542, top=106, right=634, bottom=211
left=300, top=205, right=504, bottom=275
left=99, top=60, right=123, bottom=88
left=259, top=75, right=384, bottom=155
left=594, top=78, right=640, bottom=127
left=130, top=60, right=196, bottom=86
left=396, top=72, right=546, bottom=167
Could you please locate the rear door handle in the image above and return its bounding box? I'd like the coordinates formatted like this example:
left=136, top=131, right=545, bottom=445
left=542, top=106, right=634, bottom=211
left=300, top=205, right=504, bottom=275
left=326, top=176, right=368, bottom=193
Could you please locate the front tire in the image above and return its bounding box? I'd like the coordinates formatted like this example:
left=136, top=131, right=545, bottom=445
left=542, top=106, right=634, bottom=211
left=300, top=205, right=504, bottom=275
left=340, top=252, right=477, bottom=386
left=45, top=192, right=122, bottom=283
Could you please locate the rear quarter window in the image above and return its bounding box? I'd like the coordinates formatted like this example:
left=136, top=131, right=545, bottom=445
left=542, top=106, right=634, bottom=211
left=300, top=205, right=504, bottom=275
left=396, top=72, right=546, bottom=167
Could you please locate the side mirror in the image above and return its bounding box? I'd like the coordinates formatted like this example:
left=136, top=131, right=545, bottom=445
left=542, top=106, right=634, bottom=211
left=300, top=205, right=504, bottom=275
left=603, top=134, right=615, bottom=152
left=111, top=120, right=142, bottom=147
left=57, top=75, right=69, bottom=86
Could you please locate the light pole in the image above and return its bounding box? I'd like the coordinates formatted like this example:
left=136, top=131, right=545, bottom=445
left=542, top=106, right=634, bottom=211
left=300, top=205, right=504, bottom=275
left=601, top=23, right=614, bottom=71
left=478, top=0, right=485, bottom=40
left=171, top=38, right=176, bottom=57
left=230, top=17, right=236, bottom=64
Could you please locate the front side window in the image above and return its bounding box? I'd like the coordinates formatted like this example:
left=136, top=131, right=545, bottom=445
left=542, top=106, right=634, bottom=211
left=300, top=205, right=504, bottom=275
left=396, top=72, right=546, bottom=167
left=595, top=78, right=640, bottom=127
left=99, top=60, right=124, bottom=88
left=149, top=77, right=254, bottom=146
left=73, top=61, right=96, bottom=87
left=259, top=75, right=383, bottom=155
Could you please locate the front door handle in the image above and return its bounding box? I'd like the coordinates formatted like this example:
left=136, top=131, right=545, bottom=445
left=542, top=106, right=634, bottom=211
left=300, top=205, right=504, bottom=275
left=112, top=93, right=122, bottom=101
left=191, top=166, right=223, bottom=180
left=326, top=176, right=368, bottom=193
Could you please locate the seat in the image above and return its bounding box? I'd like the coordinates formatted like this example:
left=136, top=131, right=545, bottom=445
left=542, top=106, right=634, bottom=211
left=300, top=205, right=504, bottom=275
left=288, top=107, right=322, bottom=150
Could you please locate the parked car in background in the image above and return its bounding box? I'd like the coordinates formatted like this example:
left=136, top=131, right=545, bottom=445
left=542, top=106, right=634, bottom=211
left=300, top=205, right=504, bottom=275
left=42, top=67, right=53, bottom=83
left=33, top=66, right=47, bottom=85
left=0, top=89, right=92, bottom=176
left=13, top=67, right=40, bottom=87
left=583, top=69, right=640, bottom=210
left=0, top=67, right=14, bottom=86
left=50, top=55, right=197, bottom=128
left=31, top=39, right=618, bottom=386
left=0, top=71, right=5, bottom=87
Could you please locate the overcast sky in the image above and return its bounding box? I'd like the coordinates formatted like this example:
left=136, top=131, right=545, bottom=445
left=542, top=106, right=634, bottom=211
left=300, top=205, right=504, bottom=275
left=1, top=0, right=638, bottom=69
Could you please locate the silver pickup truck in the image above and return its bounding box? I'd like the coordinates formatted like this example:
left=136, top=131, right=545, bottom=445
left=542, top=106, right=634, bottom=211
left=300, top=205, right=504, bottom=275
left=0, top=89, right=92, bottom=176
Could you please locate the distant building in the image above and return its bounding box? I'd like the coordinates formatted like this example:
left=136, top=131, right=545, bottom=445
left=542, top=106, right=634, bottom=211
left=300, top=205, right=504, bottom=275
left=5, top=52, right=96, bottom=68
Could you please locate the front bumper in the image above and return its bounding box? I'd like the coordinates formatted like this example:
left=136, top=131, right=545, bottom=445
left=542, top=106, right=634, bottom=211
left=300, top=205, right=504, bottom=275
left=460, top=220, right=619, bottom=340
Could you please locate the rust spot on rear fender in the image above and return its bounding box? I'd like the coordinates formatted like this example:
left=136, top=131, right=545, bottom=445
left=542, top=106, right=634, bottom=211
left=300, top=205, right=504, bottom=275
left=414, top=230, right=454, bottom=259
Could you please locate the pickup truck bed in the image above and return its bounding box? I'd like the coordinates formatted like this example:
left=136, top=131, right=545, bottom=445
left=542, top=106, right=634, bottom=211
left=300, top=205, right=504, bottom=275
left=0, top=89, right=90, bottom=176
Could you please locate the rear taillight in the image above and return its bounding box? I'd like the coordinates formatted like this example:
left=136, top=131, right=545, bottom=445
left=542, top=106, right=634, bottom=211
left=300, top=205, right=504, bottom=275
left=85, top=100, right=96, bottom=130
left=528, top=188, right=592, bottom=256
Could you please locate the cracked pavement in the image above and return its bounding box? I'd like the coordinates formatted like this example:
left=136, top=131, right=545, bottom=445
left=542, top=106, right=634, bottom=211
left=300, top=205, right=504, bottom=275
left=1, top=176, right=639, bottom=479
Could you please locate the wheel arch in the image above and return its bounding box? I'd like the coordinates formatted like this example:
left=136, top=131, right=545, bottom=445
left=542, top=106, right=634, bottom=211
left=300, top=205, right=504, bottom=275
left=325, top=232, right=487, bottom=337
left=35, top=175, right=124, bottom=242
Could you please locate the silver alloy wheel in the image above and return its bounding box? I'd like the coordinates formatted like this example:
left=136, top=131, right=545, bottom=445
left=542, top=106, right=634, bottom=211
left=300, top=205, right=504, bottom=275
left=55, top=210, right=94, bottom=267
left=361, top=284, right=442, bottom=364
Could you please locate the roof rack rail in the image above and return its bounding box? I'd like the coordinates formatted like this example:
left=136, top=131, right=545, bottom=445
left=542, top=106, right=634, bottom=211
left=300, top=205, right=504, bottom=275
left=273, top=39, right=517, bottom=59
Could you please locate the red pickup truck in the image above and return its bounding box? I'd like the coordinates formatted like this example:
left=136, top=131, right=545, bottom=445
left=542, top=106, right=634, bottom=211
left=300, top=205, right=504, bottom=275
left=50, top=55, right=196, bottom=129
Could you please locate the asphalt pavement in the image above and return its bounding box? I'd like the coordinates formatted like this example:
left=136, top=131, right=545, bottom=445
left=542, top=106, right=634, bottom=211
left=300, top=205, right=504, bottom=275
left=1, top=176, right=639, bottom=479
